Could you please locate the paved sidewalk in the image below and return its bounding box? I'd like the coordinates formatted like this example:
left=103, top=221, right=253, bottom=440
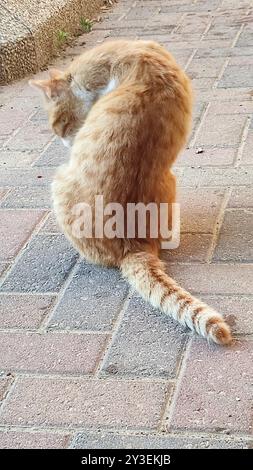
left=0, top=0, right=252, bottom=449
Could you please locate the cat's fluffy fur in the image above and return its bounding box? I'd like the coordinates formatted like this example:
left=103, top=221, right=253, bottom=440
left=30, top=40, right=232, bottom=345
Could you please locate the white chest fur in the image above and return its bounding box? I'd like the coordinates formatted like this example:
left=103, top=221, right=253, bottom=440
left=99, top=78, right=117, bottom=97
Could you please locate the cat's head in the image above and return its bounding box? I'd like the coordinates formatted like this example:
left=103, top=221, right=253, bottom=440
left=29, top=69, right=89, bottom=147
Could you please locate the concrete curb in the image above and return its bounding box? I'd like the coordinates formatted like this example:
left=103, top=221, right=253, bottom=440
left=0, top=0, right=106, bottom=85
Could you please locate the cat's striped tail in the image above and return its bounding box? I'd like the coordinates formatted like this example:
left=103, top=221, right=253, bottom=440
left=121, top=251, right=232, bottom=345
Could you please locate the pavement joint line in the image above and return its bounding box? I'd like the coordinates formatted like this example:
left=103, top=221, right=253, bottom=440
left=0, top=207, right=51, bottom=211
left=231, top=8, right=250, bottom=48
left=225, top=207, right=253, bottom=214
left=40, top=231, right=61, bottom=235
left=170, top=259, right=253, bottom=267
left=0, top=425, right=74, bottom=435
left=1, top=151, right=250, bottom=172
left=232, top=23, right=245, bottom=48
left=37, top=210, right=52, bottom=228
left=212, top=58, right=229, bottom=89
left=199, top=16, right=215, bottom=42
left=1, top=284, right=252, bottom=294
left=0, top=328, right=112, bottom=335
left=0, top=210, right=48, bottom=289
left=0, top=370, right=96, bottom=378
left=171, top=12, right=188, bottom=35
left=179, top=231, right=214, bottom=235
left=183, top=49, right=197, bottom=71
left=234, top=115, right=252, bottom=168
left=165, top=260, right=253, bottom=266
left=93, top=288, right=133, bottom=377
left=226, top=206, right=253, bottom=212
left=0, top=188, right=12, bottom=205
left=0, top=162, right=248, bottom=173
left=30, top=134, right=56, bottom=168
left=69, top=428, right=253, bottom=443
left=206, top=187, right=232, bottom=264
left=0, top=208, right=48, bottom=215
left=189, top=101, right=211, bottom=147
left=0, top=424, right=251, bottom=442
left=178, top=183, right=253, bottom=188
left=158, top=336, right=190, bottom=433
left=0, top=372, right=174, bottom=383
left=0, top=291, right=57, bottom=296
left=1, top=109, right=40, bottom=149
left=160, top=337, right=193, bottom=432
left=0, top=373, right=17, bottom=415
left=156, top=383, right=175, bottom=433
left=0, top=265, right=12, bottom=280
left=62, top=434, right=73, bottom=448
left=2, top=126, right=24, bottom=149
left=118, top=0, right=136, bottom=21
left=39, top=258, right=81, bottom=332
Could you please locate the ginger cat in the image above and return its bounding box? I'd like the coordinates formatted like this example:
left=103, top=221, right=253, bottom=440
left=30, top=40, right=232, bottom=345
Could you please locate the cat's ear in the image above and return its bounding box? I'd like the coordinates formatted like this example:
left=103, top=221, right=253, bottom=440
left=48, top=68, right=64, bottom=80
left=29, top=78, right=68, bottom=100
left=29, top=79, right=52, bottom=99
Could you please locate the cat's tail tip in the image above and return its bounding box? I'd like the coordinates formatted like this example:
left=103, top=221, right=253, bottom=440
left=208, top=319, right=232, bottom=346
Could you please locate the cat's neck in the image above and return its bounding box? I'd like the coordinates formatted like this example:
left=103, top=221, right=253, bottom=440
left=71, top=77, right=118, bottom=107
left=99, top=78, right=118, bottom=97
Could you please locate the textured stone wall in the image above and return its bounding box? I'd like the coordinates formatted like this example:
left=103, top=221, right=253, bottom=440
left=0, top=0, right=104, bottom=84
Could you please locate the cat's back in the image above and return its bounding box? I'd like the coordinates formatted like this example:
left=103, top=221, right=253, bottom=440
left=76, top=40, right=192, bottom=160
left=69, top=39, right=192, bottom=200
left=70, top=39, right=192, bottom=100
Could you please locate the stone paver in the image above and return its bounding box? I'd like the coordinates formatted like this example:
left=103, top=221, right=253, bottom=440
left=0, top=234, right=78, bottom=292
left=34, top=139, right=69, bottom=167
left=194, top=113, right=246, bottom=147
left=48, top=263, right=128, bottom=331
left=1, top=187, right=51, bottom=208
left=4, top=121, right=51, bottom=152
left=218, top=65, right=253, bottom=88
left=169, top=340, right=253, bottom=434
left=0, top=209, right=45, bottom=262
left=208, top=101, right=253, bottom=115
left=213, top=209, right=253, bottom=262
left=177, top=147, right=236, bottom=167
left=0, top=377, right=169, bottom=430
left=228, top=187, right=253, bottom=208
left=162, top=233, right=212, bottom=262
left=179, top=166, right=253, bottom=187
left=0, top=331, right=107, bottom=374
left=167, top=263, right=253, bottom=295
left=0, top=168, right=54, bottom=188
left=101, top=295, right=187, bottom=379
left=179, top=188, right=225, bottom=233
left=0, top=294, right=56, bottom=329
left=0, top=150, right=37, bottom=168
left=0, top=104, right=32, bottom=136
left=0, top=431, right=70, bottom=449
left=70, top=431, right=250, bottom=449
left=0, top=0, right=252, bottom=450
